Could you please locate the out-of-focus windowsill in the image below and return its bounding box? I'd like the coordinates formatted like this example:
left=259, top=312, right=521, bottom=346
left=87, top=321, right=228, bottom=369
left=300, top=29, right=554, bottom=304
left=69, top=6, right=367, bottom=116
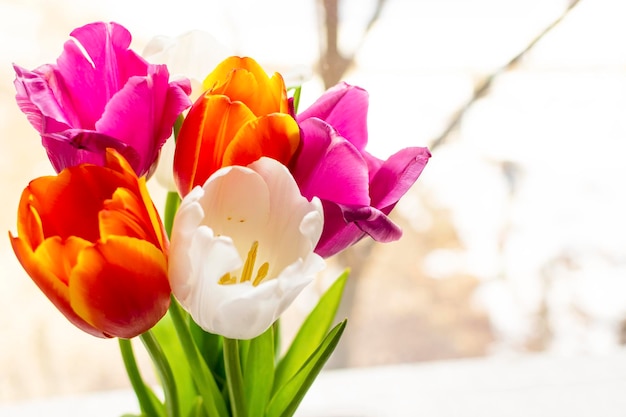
left=3, top=350, right=626, bottom=417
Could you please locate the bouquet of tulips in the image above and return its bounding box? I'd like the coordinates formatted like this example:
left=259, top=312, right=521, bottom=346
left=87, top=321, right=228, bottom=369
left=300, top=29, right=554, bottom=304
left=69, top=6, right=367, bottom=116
left=9, top=22, right=430, bottom=417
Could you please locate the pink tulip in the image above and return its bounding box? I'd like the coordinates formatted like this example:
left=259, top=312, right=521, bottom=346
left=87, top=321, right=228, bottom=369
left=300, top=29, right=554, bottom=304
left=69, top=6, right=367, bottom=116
left=292, top=82, right=431, bottom=258
left=13, top=22, right=192, bottom=177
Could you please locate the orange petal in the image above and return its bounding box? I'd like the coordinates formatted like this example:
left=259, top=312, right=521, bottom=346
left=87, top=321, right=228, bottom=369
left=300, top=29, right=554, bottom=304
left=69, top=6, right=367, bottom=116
left=16, top=186, right=45, bottom=250
left=136, top=176, right=168, bottom=252
left=103, top=149, right=167, bottom=251
left=223, top=113, right=301, bottom=168
left=10, top=234, right=106, bottom=337
left=268, top=73, right=290, bottom=114
left=25, top=165, right=129, bottom=242
left=203, top=56, right=265, bottom=92
left=202, top=56, right=288, bottom=116
left=69, top=236, right=170, bottom=339
left=104, top=147, right=138, bottom=177
left=174, top=94, right=255, bottom=195
left=99, top=187, right=160, bottom=246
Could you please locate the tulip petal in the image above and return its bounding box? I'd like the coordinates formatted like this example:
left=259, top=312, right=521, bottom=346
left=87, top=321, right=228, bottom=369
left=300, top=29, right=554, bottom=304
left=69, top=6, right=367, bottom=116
left=99, top=187, right=159, bottom=245
left=41, top=129, right=139, bottom=174
left=143, top=30, right=231, bottom=88
left=312, top=201, right=360, bottom=258
left=13, top=64, right=74, bottom=133
left=341, top=205, right=402, bottom=242
left=223, top=113, right=300, bottom=171
left=96, top=68, right=191, bottom=176
left=174, top=94, right=255, bottom=195
left=70, top=236, right=170, bottom=339
left=195, top=165, right=271, bottom=250
left=10, top=234, right=105, bottom=337
left=368, top=146, right=431, bottom=212
left=203, top=57, right=288, bottom=116
left=296, top=82, right=369, bottom=150
left=248, top=158, right=324, bottom=269
left=25, top=164, right=134, bottom=242
left=292, top=118, right=370, bottom=206
left=56, top=22, right=147, bottom=128
left=95, top=72, right=158, bottom=174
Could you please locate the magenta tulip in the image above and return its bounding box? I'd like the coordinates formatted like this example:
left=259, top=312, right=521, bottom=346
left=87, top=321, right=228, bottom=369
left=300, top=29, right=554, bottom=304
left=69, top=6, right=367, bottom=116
left=13, top=21, right=192, bottom=177
left=292, top=82, right=431, bottom=258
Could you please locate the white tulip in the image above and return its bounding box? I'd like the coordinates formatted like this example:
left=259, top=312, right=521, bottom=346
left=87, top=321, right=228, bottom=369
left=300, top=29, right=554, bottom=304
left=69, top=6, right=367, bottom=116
left=169, top=157, right=325, bottom=339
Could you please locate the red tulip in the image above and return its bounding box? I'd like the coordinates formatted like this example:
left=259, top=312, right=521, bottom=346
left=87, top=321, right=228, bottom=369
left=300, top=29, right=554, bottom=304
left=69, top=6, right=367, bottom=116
left=9, top=150, right=170, bottom=338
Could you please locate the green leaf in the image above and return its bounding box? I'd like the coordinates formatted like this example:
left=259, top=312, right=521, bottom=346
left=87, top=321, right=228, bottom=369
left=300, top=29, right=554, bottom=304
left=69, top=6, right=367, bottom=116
left=152, top=313, right=197, bottom=417
left=169, top=298, right=229, bottom=417
left=189, top=319, right=226, bottom=389
left=238, top=338, right=251, bottom=371
left=223, top=338, right=247, bottom=417
left=265, top=320, right=347, bottom=417
left=118, top=338, right=166, bottom=417
left=272, top=321, right=281, bottom=361
left=243, top=326, right=275, bottom=415
left=186, top=396, right=205, bottom=417
left=140, top=331, right=181, bottom=417
left=273, top=270, right=348, bottom=393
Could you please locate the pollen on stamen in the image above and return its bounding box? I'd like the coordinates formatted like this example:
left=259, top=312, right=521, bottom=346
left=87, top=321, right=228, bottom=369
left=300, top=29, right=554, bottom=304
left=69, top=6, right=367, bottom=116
left=240, top=241, right=259, bottom=283
left=218, top=272, right=236, bottom=285
left=253, top=262, right=270, bottom=286
left=218, top=241, right=270, bottom=286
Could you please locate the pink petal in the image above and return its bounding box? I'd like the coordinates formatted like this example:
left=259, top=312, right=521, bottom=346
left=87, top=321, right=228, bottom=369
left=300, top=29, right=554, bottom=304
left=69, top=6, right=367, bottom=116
left=56, top=22, right=147, bottom=129
left=369, top=147, right=431, bottom=212
left=314, top=201, right=402, bottom=258
left=292, top=118, right=370, bottom=206
left=297, top=82, right=369, bottom=150
left=13, top=64, right=73, bottom=133
left=42, top=130, right=140, bottom=173
left=342, top=205, right=402, bottom=242
left=95, top=66, right=190, bottom=176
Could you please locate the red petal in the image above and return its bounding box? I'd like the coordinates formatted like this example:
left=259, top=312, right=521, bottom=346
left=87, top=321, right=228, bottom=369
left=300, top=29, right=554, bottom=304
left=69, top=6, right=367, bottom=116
left=69, top=236, right=170, bottom=338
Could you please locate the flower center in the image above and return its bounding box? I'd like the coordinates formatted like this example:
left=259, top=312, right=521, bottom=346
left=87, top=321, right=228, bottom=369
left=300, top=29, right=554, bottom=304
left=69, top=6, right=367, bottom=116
left=218, top=240, right=270, bottom=286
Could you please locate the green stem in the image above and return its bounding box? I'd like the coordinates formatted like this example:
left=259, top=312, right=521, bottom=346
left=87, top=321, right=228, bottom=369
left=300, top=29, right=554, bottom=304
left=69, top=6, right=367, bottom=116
left=164, top=191, right=181, bottom=239
left=118, top=338, right=162, bottom=417
left=291, top=85, right=302, bottom=114
left=169, top=297, right=228, bottom=417
left=140, top=331, right=180, bottom=417
left=173, top=114, right=184, bottom=141
left=223, top=338, right=247, bottom=417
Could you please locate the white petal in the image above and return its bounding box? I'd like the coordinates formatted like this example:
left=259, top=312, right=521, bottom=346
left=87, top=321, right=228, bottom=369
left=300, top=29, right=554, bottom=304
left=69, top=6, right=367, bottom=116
left=169, top=159, right=326, bottom=339
left=143, top=30, right=231, bottom=99
left=249, top=158, right=324, bottom=271
left=154, top=135, right=177, bottom=191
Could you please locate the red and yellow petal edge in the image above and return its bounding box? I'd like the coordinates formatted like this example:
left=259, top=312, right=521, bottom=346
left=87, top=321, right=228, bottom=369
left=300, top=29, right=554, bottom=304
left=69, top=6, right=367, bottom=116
left=70, top=236, right=169, bottom=339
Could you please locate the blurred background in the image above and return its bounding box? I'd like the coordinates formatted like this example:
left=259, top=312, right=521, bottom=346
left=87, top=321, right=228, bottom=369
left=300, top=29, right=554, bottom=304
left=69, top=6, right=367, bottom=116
left=2, top=0, right=626, bottom=404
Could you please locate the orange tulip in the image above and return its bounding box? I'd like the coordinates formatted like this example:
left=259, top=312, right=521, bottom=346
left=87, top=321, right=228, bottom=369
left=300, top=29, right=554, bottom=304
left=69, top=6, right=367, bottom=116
left=9, top=150, right=170, bottom=338
left=173, top=56, right=300, bottom=196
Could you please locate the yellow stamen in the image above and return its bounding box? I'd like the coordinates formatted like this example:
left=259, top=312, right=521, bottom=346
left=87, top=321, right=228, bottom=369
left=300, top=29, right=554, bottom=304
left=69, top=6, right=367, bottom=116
left=240, top=241, right=258, bottom=283
left=253, top=262, right=269, bottom=286
left=219, top=272, right=236, bottom=285
left=217, top=241, right=270, bottom=286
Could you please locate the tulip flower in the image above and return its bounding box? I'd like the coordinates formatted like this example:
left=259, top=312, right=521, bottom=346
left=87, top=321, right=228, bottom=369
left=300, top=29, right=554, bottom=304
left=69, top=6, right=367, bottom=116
left=9, top=150, right=171, bottom=338
left=169, top=157, right=324, bottom=339
left=173, top=56, right=300, bottom=196
left=292, top=82, right=431, bottom=258
left=13, top=21, right=192, bottom=177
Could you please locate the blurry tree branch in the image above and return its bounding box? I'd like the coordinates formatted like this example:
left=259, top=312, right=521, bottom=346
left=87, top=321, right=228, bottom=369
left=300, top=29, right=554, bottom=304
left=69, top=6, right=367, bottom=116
left=318, top=0, right=388, bottom=89
left=428, top=0, right=583, bottom=151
